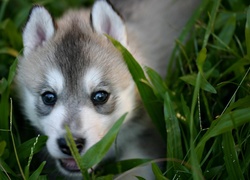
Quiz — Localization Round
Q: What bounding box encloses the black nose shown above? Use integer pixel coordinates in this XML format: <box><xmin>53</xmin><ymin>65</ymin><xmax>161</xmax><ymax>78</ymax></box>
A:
<box><xmin>57</xmin><ymin>137</ymin><xmax>85</xmax><ymax>156</ymax></box>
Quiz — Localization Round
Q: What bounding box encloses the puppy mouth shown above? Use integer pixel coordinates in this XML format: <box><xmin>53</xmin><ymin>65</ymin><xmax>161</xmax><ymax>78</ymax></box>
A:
<box><xmin>59</xmin><ymin>158</ymin><xmax>80</xmax><ymax>172</ymax></box>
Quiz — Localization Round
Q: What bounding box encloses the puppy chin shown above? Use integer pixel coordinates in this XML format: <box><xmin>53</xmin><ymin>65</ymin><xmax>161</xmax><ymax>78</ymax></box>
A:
<box><xmin>56</xmin><ymin>159</ymin><xmax>82</xmax><ymax>177</ymax></box>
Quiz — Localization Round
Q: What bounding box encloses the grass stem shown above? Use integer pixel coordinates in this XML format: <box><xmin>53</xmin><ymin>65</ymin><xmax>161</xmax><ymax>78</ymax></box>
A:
<box><xmin>9</xmin><ymin>98</ymin><xmax>26</xmax><ymax>180</ymax></box>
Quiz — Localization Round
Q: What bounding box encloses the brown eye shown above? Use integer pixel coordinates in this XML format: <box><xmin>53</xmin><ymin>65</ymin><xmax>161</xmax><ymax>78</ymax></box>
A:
<box><xmin>91</xmin><ymin>91</ymin><xmax>109</xmax><ymax>105</ymax></box>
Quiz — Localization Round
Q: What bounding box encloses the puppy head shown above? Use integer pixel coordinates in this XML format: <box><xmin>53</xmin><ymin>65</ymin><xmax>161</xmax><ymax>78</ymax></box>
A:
<box><xmin>17</xmin><ymin>0</ymin><xmax>135</xmax><ymax>175</ymax></box>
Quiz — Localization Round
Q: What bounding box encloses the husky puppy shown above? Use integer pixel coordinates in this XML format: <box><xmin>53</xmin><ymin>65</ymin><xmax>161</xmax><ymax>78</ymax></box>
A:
<box><xmin>16</xmin><ymin>0</ymin><xmax>199</xmax><ymax>179</ymax></box>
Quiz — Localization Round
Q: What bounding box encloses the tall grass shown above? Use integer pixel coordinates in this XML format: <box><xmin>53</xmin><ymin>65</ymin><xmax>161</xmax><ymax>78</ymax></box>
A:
<box><xmin>0</xmin><ymin>0</ymin><xmax>249</xmax><ymax>179</ymax></box>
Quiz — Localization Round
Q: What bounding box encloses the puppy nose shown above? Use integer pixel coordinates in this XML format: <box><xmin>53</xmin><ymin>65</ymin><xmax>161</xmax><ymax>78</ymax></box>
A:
<box><xmin>57</xmin><ymin>137</ymin><xmax>85</xmax><ymax>156</ymax></box>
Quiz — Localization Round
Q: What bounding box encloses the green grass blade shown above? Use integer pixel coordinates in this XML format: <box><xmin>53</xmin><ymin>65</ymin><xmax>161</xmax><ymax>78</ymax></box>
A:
<box><xmin>228</xmin><ymin>0</ymin><xmax>245</xmax><ymax>11</ymax></box>
<box><xmin>195</xmin><ymin>107</ymin><xmax>250</xmax><ymax>162</ymax></box>
<box><xmin>202</xmin><ymin>0</ymin><xmax>221</xmax><ymax>48</ymax></box>
<box><xmin>245</xmin><ymin>6</ymin><xmax>250</xmax><ymax>59</ymax></box>
<box><xmin>9</xmin><ymin>98</ymin><xmax>25</xmax><ymax>179</ymax></box>
<box><xmin>226</xmin><ymin>96</ymin><xmax>250</xmax><ymax>112</ymax></box>
<box><xmin>215</xmin><ymin>13</ymin><xmax>236</xmax><ymax>48</ymax></box>
<box><xmin>189</xmin><ymin>66</ymin><xmax>203</xmax><ymax>179</ymax></box>
<box><xmin>196</xmin><ymin>48</ymin><xmax>207</xmax><ymax>73</ymax></box>
<box><xmin>81</xmin><ymin>113</ymin><xmax>127</xmax><ymax>169</ymax></box>
<box><xmin>108</xmin><ymin>36</ymin><xmax>166</xmax><ymax>139</ymax></box>
<box><xmin>221</xmin><ymin>67</ymin><xmax>250</xmax><ymax>115</ymax></box>
<box><xmin>164</xmin><ymin>92</ymin><xmax>183</xmax><ymax>176</ymax></box>
<box><xmin>0</xmin><ymin>169</ymin><xmax>10</xmax><ymax>180</ymax></box>
<box><xmin>0</xmin><ymin>0</ymin><xmax>8</xmax><ymax>22</ymax></box>
<box><xmin>188</xmin><ymin>47</ymin><xmax>208</xmax><ymax>179</ymax></box>
<box><xmin>0</xmin><ymin>141</ymin><xmax>6</xmax><ymax>157</ymax></box>
<box><xmin>0</xmin><ymin>158</ymin><xmax>17</xmax><ymax>177</ymax></box>
<box><xmin>96</xmin><ymin>174</ymin><xmax>114</xmax><ymax>180</ymax></box>
<box><xmin>135</xmin><ymin>176</ymin><xmax>146</xmax><ymax>180</ymax></box>
<box><xmin>65</xmin><ymin>125</ymin><xmax>89</xmax><ymax>179</ymax></box>
<box><xmin>24</xmin><ymin>134</ymin><xmax>44</xmax><ymax>178</ymax></box>
<box><xmin>0</xmin><ymin>47</ymin><xmax>19</xmax><ymax>57</ymax></box>
<box><xmin>240</xmin><ymin>133</ymin><xmax>250</xmax><ymax>174</ymax></box>
<box><xmin>152</xmin><ymin>163</ymin><xmax>167</xmax><ymax>180</ymax></box>
<box><xmin>0</xmin><ymin>78</ymin><xmax>8</xmax><ymax>94</ymax></box>
<box><xmin>180</xmin><ymin>74</ymin><xmax>216</xmax><ymax>94</ymax></box>
<box><xmin>1</xmin><ymin>19</ymin><xmax>22</xmax><ymax>49</ymax></box>
<box><xmin>167</xmin><ymin>0</ymin><xmax>210</xmax><ymax>75</ymax></box>
<box><xmin>28</xmin><ymin>161</ymin><xmax>46</xmax><ymax>180</ymax></box>
<box><xmin>7</xmin><ymin>59</ymin><xmax>17</xmax><ymax>86</ymax></box>
<box><xmin>0</xmin><ymin>60</ymin><xmax>17</xmax><ymax>146</ymax></box>
<box><xmin>222</xmin><ymin>132</ymin><xmax>244</xmax><ymax>180</ymax></box>
<box><xmin>220</xmin><ymin>58</ymin><xmax>250</xmax><ymax>78</ymax></box>
<box><xmin>10</xmin><ymin>135</ymin><xmax>47</xmax><ymax>163</ymax></box>
<box><xmin>0</xmin><ymin>167</ymin><xmax>11</xmax><ymax>180</ymax></box>
<box><xmin>101</xmin><ymin>159</ymin><xmax>151</xmax><ymax>175</ymax></box>
<box><xmin>146</xmin><ymin>67</ymin><xmax>168</xmax><ymax>99</ymax></box>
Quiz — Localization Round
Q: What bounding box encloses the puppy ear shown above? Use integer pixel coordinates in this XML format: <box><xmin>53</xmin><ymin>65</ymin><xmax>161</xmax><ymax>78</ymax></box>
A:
<box><xmin>91</xmin><ymin>0</ymin><xmax>127</xmax><ymax>47</ymax></box>
<box><xmin>23</xmin><ymin>5</ymin><xmax>55</xmax><ymax>56</ymax></box>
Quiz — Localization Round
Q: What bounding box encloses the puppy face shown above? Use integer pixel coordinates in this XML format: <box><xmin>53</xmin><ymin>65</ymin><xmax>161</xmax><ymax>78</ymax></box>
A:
<box><xmin>17</xmin><ymin>1</ymin><xmax>136</xmax><ymax>175</ymax></box>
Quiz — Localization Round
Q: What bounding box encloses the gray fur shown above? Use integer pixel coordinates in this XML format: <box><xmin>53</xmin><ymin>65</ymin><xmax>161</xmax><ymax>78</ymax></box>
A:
<box><xmin>110</xmin><ymin>0</ymin><xmax>200</xmax><ymax>77</ymax></box>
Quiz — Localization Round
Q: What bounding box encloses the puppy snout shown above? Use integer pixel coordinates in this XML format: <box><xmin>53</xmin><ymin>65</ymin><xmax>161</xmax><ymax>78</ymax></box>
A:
<box><xmin>57</xmin><ymin>137</ymin><xmax>85</xmax><ymax>156</ymax></box>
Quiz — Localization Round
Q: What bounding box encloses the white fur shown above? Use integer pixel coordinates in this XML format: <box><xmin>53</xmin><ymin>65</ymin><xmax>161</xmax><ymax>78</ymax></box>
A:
<box><xmin>92</xmin><ymin>0</ymin><xmax>127</xmax><ymax>46</ymax></box>
<box><xmin>116</xmin><ymin>80</ymin><xmax>136</xmax><ymax>123</ymax></box>
<box><xmin>21</xmin><ymin>87</ymin><xmax>66</xmax><ymax>159</ymax></box>
<box><xmin>44</xmin><ymin>105</ymin><xmax>66</xmax><ymax>158</ymax></box>
<box><xmin>79</xmin><ymin>106</ymin><xmax>111</xmax><ymax>150</ymax></box>
<box><xmin>82</xmin><ymin>68</ymin><xmax>136</xmax><ymax>149</ymax></box>
<box><xmin>22</xmin><ymin>87</ymin><xmax>38</xmax><ymax>127</ymax></box>
<box><xmin>23</xmin><ymin>6</ymin><xmax>54</xmax><ymax>56</ymax></box>
<box><xmin>84</xmin><ymin>67</ymin><xmax>103</xmax><ymax>94</ymax></box>
<box><xmin>46</xmin><ymin>69</ymin><xmax>64</xmax><ymax>94</ymax></box>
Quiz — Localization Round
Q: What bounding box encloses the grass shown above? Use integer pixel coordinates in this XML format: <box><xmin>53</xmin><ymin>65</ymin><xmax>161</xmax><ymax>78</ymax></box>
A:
<box><xmin>0</xmin><ymin>0</ymin><xmax>250</xmax><ymax>179</ymax></box>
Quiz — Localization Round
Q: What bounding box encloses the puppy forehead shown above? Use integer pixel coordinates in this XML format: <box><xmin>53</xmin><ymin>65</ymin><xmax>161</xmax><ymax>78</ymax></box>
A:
<box><xmin>44</xmin><ymin>64</ymin><xmax>104</xmax><ymax>97</ymax></box>
<box><xmin>46</xmin><ymin>69</ymin><xmax>64</xmax><ymax>93</ymax></box>
<box><xmin>84</xmin><ymin>67</ymin><xmax>103</xmax><ymax>93</ymax></box>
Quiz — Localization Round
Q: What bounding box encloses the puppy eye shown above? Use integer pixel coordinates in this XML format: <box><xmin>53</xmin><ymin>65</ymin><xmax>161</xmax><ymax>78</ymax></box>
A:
<box><xmin>91</xmin><ymin>91</ymin><xmax>110</xmax><ymax>105</ymax></box>
<box><xmin>42</xmin><ymin>92</ymin><xmax>57</xmax><ymax>106</ymax></box>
